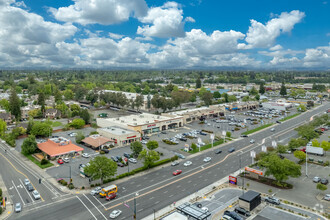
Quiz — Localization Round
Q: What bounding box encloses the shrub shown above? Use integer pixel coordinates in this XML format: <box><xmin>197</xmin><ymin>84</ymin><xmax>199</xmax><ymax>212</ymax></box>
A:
<box><xmin>81</xmin><ymin>186</ymin><xmax>85</xmax><ymax>190</ymax></box>
<box><xmin>90</xmin><ymin>184</ymin><xmax>95</xmax><ymax>187</ymax></box>
<box><xmin>60</xmin><ymin>179</ymin><xmax>68</xmax><ymax>186</ymax></box>
<box><xmin>324</xmin><ymin>161</ymin><xmax>329</xmax><ymax>166</ymax></box>
<box><xmin>0</xmin><ymin>188</ymin><xmax>2</xmax><ymax>197</ymax></box>
<box><xmin>68</xmin><ymin>184</ymin><xmax>74</xmax><ymax>190</ymax></box>
<box><xmin>0</xmin><ymin>206</ymin><xmax>2</xmax><ymax>215</ymax></box>
<box><xmin>40</xmin><ymin>158</ymin><xmax>48</xmax><ymax>165</ymax></box>
<box><xmin>234</xmin><ymin>127</ymin><xmax>240</xmax><ymax>131</ymax></box>
<box><xmin>99</xmin><ymin>150</ymin><xmax>105</xmax><ymax>155</ymax></box>
<box><xmin>90</xmin><ymin>131</ymin><xmax>99</xmax><ymax>135</ymax></box>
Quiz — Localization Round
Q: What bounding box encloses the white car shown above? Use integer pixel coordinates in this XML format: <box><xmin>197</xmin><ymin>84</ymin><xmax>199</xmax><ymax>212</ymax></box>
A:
<box><xmin>129</xmin><ymin>158</ymin><xmax>137</xmax><ymax>163</ymax></box>
<box><xmin>24</xmin><ymin>178</ymin><xmax>30</xmax><ymax>186</ymax></box>
<box><xmin>70</xmin><ymin>132</ymin><xmax>77</xmax><ymax>137</ymax></box>
<box><xmin>32</xmin><ymin>190</ymin><xmax>41</xmax><ymax>200</ymax></box>
<box><xmin>90</xmin><ymin>187</ymin><xmax>102</xmax><ymax>196</ymax></box>
<box><xmin>250</xmin><ymin>139</ymin><xmax>255</xmax><ymax>144</ymax></box>
<box><xmin>63</xmin><ymin>157</ymin><xmax>70</xmax><ymax>163</ymax></box>
<box><xmin>203</xmin><ymin>157</ymin><xmax>211</xmax><ymax>162</ymax></box>
<box><xmin>270</xmin><ymin>128</ymin><xmax>275</xmax><ymax>132</ymax></box>
<box><xmin>15</xmin><ymin>203</ymin><xmax>22</xmax><ymax>213</ymax></box>
<box><xmin>141</xmin><ymin>140</ymin><xmax>148</xmax><ymax>144</ymax></box>
<box><xmin>82</xmin><ymin>153</ymin><xmax>90</xmax><ymax>158</ymax></box>
<box><xmin>184</xmin><ymin>161</ymin><xmax>192</xmax><ymax>167</ymax></box>
<box><xmin>109</xmin><ymin>210</ymin><xmax>122</xmax><ymax>218</ymax></box>
<box><xmin>201</xmin><ymin>207</ymin><xmax>209</xmax><ymax>212</ymax></box>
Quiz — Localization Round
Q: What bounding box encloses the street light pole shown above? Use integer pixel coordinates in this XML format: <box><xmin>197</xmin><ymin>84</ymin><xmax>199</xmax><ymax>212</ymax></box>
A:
<box><xmin>239</xmin><ymin>152</ymin><xmax>244</xmax><ymax>196</ymax></box>
<box><xmin>305</xmin><ymin>150</ymin><xmax>308</xmax><ymax>177</ymax></box>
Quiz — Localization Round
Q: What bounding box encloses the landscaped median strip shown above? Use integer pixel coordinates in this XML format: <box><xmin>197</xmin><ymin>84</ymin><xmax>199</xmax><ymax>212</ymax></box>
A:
<box><xmin>242</xmin><ymin>123</ymin><xmax>274</xmax><ymax>135</ymax></box>
<box><xmin>279</xmin><ymin>113</ymin><xmax>301</xmax><ymax>122</ymax></box>
<box><xmin>184</xmin><ymin>139</ymin><xmax>225</xmax><ymax>154</ymax></box>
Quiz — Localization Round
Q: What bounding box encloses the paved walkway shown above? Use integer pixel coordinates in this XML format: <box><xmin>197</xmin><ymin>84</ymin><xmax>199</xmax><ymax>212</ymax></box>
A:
<box><xmin>0</xmin><ymin>168</ymin><xmax>13</xmax><ymax>219</ymax></box>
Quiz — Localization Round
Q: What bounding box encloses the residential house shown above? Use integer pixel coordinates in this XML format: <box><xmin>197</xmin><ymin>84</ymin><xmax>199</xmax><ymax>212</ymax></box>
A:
<box><xmin>0</xmin><ymin>112</ymin><xmax>15</xmax><ymax>124</ymax></box>
<box><xmin>45</xmin><ymin>109</ymin><xmax>61</xmax><ymax>119</ymax></box>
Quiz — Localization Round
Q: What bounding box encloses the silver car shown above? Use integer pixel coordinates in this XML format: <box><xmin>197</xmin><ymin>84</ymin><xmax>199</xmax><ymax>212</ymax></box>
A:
<box><xmin>90</xmin><ymin>187</ymin><xmax>102</xmax><ymax>196</ymax></box>
<box><xmin>24</xmin><ymin>179</ymin><xmax>30</xmax><ymax>186</ymax></box>
<box><xmin>32</xmin><ymin>190</ymin><xmax>41</xmax><ymax>200</ymax></box>
<box><xmin>15</xmin><ymin>203</ymin><xmax>22</xmax><ymax>212</ymax></box>
<box><xmin>324</xmin><ymin>194</ymin><xmax>330</xmax><ymax>201</ymax></box>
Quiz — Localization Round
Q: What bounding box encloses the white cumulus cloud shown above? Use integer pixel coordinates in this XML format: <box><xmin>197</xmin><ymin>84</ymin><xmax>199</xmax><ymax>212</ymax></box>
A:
<box><xmin>50</xmin><ymin>0</ymin><xmax>148</xmax><ymax>25</ymax></box>
<box><xmin>245</xmin><ymin>10</ymin><xmax>305</xmax><ymax>48</ymax></box>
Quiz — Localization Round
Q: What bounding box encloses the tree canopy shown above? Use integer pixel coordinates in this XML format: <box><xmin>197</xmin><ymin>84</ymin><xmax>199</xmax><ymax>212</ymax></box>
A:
<box><xmin>84</xmin><ymin>156</ymin><xmax>117</xmax><ymax>183</ymax></box>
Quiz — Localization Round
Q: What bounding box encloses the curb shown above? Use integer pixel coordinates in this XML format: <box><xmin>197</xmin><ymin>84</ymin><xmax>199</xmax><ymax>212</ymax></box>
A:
<box><xmin>0</xmin><ymin>169</ymin><xmax>13</xmax><ymax>220</ymax></box>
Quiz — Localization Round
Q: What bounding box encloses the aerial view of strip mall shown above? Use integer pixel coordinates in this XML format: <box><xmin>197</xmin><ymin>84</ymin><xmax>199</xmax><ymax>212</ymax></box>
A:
<box><xmin>0</xmin><ymin>0</ymin><xmax>329</xmax><ymax>219</ymax></box>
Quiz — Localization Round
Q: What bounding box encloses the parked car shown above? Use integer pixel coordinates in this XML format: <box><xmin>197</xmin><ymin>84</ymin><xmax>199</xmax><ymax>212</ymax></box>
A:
<box><xmin>200</xmin><ymin>132</ymin><xmax>207</xmax><ymax>136</ymax></box>
<box><xmin>123</xmin><ymin>153</ymin><xmax>131</xmax><ymax>158</ymax></box>
<box><xmin>265</xmin><ymin>196</ymin><xmax>280</xmax><ymax>205</ymax></box>
<box><xmin>111</xmin><ymin>156</ymin><xmax>119</xmax><ymax>162</ymax></box>
<box><xmin>57</xmin><ymin>158</ymin><xmax>64</xmax><ymax>164</ymax></box>
<box><xmin>141</xmin><ymin>140</ymin><xmax>148</xmax><ymax>144</ymax></box>
<box><xmin>179</xmin><ymin>137</ymin><xmax>187</xmax><ymax>142</ymax></box>
<box><xmin>321</xmin><ymin>178</ymin><xmax>329</xmax><ymax>185</ymax></box>
<box><xmin>234</xmin><ymin>207</ymin><xmax>250</xmax><ymax>217</ymax></box>
<box><xmin>193</xmin><ymin>202</ymin><xmax>202</xmax><ymax>208</ymax></box>
<box><xmin>15</xmin><ymin>203</ymin><xmax>22</xmax><ymax>213</ymax></box>
<box><xmin>63</xmin><ymin>157</ymin><xmax>70</xmax><ymax>163</ymax></box>
<box><xmin>224</xmin><ymin>210</ymin><xmax>243</xmax><ymax>220</ymax></box>
<box><xmin>201</xmin><ymin>207</ymin><xmax>209</xmax><ymax>212</ymax></box>
<box><xmin>82</xmin><ymin>153</ymin><xmax>90</xmax><ymax>158</ymax></box>
<box><xmin>313</xmin><ymin>176</ymin><xmax>321</xmax><ymax>183</ymax></box>
<box><xmin>24</xmin><ymin>179</ymin><xmax>30</xmax><ymax>186</ymax></box>
<box><xmin>171</xmin><ymin>161</ymin><xmax>179</xmax><ymax>166</ymax></box>
<box><xmin>26</xmin><ymin>183</ymin><xmax>34</xmax><ymax>191</ymax></box>
<box><xmin>173</xmin><ymin>170</ymin><xmax>182</xmax><ymax>176</ymax></box>
<box><xmin>177</xmin><ymin>154</ymin><xmax>185</xmax><ymax>159</ymax></box>
<box><xmin>215</xmin><ymin>149</ymin><xmax>222</xmax><ymax>154</ymax></box>
<box><xmin>32</xmin><ymin>190</ymin><xmax>41</xmax><ymax>200</ymax></box>
<box><xmin>117</xmin><ymin>162</ymin><xmax>124</xmax><ymax>167</ymax></box>
<box><xmin>106</xmin><ymin>193</ymin><xmax>117</xmax><ymax>201</ymax></box>
<box><xmin>184</xmin><ymin>161</ymin><xmax>192</xmax><ymax>166</ymax></box>
<box><xmin>222</xmin><ymin>215</ymin><xmax>235</xmax><ymax>220</ymax></box>
<box><xmin>128</xmin><ymin>158</ymin><xmax>137</xmax><ymax>163</ymax></box>
<box><xmin>91</xmin><ymin>187</ymin><xmax>102</xmax><ymax>196</ymax></box>
<box><xmin>101</xmin><ymin>149</ymin><xmax>109</xmax><ymax>154</ymax></box>
<box><xmin>250</xmin><ymin>139</ymin><xmax>255</xmax><ymax>144</ymax></box>
<box><xmin>323</xmin><ymin>194</ymin><xmax>330</xmax><ymax>201</ymax></box>
<box><xmin>240</xmin><ymin>135</ymin><xmax>248</xmax><ymax>138</ymax></box>
<box><xmin>228</xmin><ymin>147</ymin><xmax>235</xmax><ymax>153</ymax></box>
<box><xmin>203</xmin><ymin>157</ymin><xmax>211</xmax><ymax>162</ymax></box>
<box><xmin>109</xmin><ymin>210</ymin><xmax>122</xmax><ymax>219</ymax></box>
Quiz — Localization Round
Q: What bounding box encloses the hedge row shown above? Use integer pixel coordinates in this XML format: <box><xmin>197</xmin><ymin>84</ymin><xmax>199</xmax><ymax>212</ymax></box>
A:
<box><xmin>103</xmin><ymin>155</ymin><xmax>178</xmax><ymax>184</ymax></box>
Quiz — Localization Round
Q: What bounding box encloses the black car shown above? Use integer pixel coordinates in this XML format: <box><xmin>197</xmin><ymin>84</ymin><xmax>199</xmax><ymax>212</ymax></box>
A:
<box><xmin>215</xmin><ymin>149</ymin><xmax>222</xmax><ymax>154</ymax></box>
<box><xmin>161</xmin><ymin>131</ymin><xmax>167</xmax><ymax>134</ymax></box>
<box><xmin>102</xmin><ymin>149</ymin><xmax>109</xmax><ymax>154</ymax></box>
<box><xmin>179</xmin><ymin>138</ymin><xmax>187</xmax><ymax>142</ymax></box>
<box><xmin>228</xmin><ymin>147</ymin><xmax>235</xmax><ymax>153</ymax></box>
<box><xmin>200</xmin><ymin>132</ymin><xmax>207</xmax><ymax>136</ymax></box>
<box><xmin>321</xmin><ymin>178</ymin><xmax>329</xmax><ymax>185</ymax></box>
<box><xmin>26</xmin><ymin>183</ymin><xmax>34</xmax><ymax>192</ymax></box>
<box><xmin>224</xmin><ymin>210</ymin><xmax>243</xmax><ymax>220</ymax></box>
<box><xmin>111</xmin><ymin>156</ymin><xmax>119</xmax><ymax>162</ymax></box>
<box><xmin>240</xmin><ymin>134</ymin><xmax>248</xmax><ymax>138</ymax></box>
<box><xmin>276</xmin><ymin>120</ymin><xmax>281</xmax><ymax>124</ymax></box>
<box><xmin>234</xmin><ymin>207</ymin><xmax>251</xmax><ymax>217</ymax></box>
<box><xmin>193</xmin><ymin>202</ymin><xmax>202</xmax><ymax>208</ymax></box>
<box><xmin>123</xmin><ymin>153</ymin><xmax>131</xmax><ymax>158</ymax></box>
<box><xmin>142</xmin><ymin>136</ymin><xmax>150</xmax><ymax>140</ymax></box>
<box><xmin>116</xmin><ymin>156</ymin><xmax>121</xmax><ymax>160</ymax></box>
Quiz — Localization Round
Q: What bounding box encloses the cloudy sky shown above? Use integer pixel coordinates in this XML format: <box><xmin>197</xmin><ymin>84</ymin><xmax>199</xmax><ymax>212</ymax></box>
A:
<box><xmin>0</xmin><ymin>0</ymin><xmax>329</xmax><ymax>69</ymax></box>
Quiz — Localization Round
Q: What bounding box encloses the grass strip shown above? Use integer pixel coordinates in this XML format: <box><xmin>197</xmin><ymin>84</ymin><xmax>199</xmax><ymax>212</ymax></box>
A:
<box><xmin>279</xmin><ymin>113</ymin><xmax>301</xmax><ymax>122</ymax></box>
<box><xmin>242</xmin><ymin>123</ymin><xmax>274</xmax><ymax>135</ymax></box>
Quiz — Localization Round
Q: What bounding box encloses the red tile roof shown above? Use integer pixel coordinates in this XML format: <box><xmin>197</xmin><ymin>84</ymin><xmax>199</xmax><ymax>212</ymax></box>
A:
<box><xmin>38</xmin><ymin>139</ymin><xmax>84</xmax><ymax>157</ymax></box>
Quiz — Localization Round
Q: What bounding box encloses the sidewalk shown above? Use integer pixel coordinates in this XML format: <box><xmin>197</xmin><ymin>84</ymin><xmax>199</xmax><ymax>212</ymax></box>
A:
<box><xmin>0</xmin><ymin>170</ymin><xmax>13</xmax><ymax>219</ymax></box>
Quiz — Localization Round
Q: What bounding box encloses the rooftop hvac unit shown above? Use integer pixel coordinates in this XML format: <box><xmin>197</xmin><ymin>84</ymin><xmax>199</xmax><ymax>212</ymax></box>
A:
<box><xmin>122</xmin><ymin>131</ymin><xmax>126</xmax><ymax>133</ymax></box>
<box><xmin>146</xmin><ymin>121</ymin><xmax>149</xmax><ymax>123</ymax></box>
<box><xmin>117</xmin><ymin>118</ymin><xmax>120</xmax><ymax>120</ymax></box>
<box><xmin>134</xmin><ymin>123</ymin><xmax>137</xmax><ymax>125</ymax></box>
<box><xmin>121</xmin><ymin>120</ymin><xmax>124</xmax><ymax>123</ymax></box>
<box><xmin>133</xmin><ymin>118</ymin><xmax>137</xmax><ymax>121</ymax></box>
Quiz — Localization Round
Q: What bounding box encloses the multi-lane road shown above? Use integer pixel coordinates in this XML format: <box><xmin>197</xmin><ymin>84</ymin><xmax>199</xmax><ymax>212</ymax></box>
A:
<box><xmin>1</xmin><ymin>102</ymin><xmax>329</xmax><ymax>220</ymax></box>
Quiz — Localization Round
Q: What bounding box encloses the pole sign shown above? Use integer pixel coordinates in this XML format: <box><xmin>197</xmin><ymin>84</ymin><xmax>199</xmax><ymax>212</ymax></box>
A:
<box><xmin>250</xmin><ymin>150</ymin><xmax>256</xmax><ymax>158</ymax></box>
<box><xmin>122</xmin><ymin>156</ymin><xmax>128</xmax><ymax>165</ymax></box>
<box><xmin>272</xmin><ymin>140</ymin><xmax>277</xmax><ymax>148</ymax></box>
<box><xmin>229</xmin><ymin>176</ymin><xmax>237</xmax><ymax>185</ymax></box>
<box><xmin>198</xmin><ymin>138</ymin><xmax>202</xmax><ymax>144</ymax></box>
<box><xmin>210</xmin><ymin>134</ymin><xmax>214</xmax><ymax>140</ymax></box>
<box><xmin>261</xmin><ymin>145</ymin><xmax>267</xmax><ymax>152</ymax></box>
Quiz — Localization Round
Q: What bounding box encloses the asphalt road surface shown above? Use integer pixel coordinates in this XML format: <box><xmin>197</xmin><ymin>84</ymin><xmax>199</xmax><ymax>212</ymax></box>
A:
<box><xmin>4</xmin><ymin>102</ymin><xmax>329</xmax><ymax>220</ymax></box>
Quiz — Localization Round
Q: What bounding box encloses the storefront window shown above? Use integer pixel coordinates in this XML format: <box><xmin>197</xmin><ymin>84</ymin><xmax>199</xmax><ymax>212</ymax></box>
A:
<box><xmin>152</xmin><ymin>127</ymin><xmax>159</xmax><ymax>133</ymax></box>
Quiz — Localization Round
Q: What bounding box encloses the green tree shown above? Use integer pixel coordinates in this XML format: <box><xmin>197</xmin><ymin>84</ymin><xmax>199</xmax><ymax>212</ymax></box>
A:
<box><xmin>297</xmin><ymin>104</ymin><xmax>306</xmax><ymax>112</ymax></box>
<box><xmin>250</xmin><ymin>87</ymin><xmax>258</xmax><ymax>96</ymax></box>
<box><xmin>228</xmin><ymin>95</ymin><xmax>237</xmax><ymax>102</ymax></box>
<box><xmin>201</xmin><ymin>91</ymin><xmax>213</xmax><ymax>106</ymax></box>
<box><xmin>259</xmin><ymin>82</ymin><xmax>265</xmax><ymax>94</ymax></box>
<box><xmin>191</xmin><ymin>143</ymin><xmax>197</xmax><ymax>152</ymax></box>
<box><xmin>196</xmin><ymin>77</ymin><xmax>202</xmax><ymax>88</ymax></box>
<box><xmin>146</xmin><ymin>140</ymin><xmax>159</xmax><ymax>150</ymax></box>
<box><xmin>223</xmin><ymin>93</ymin><xmax>229</xmax><ymax>103</ymax></box>
<box><xmin>0</xmin><ymin>119</ymin><xmax>7</xmax><ymax>136</ymax></box>
<box><xmin>198</xmin><ymin>87</ymin><xmax>207</xmax><ymax>97</ymax></box>
<box><xmin>86</xmin><ymin>91</ymin><xmax>99</xmax><ymax>105</ymax></box>
<box><xmin>21</xmin><ymin>135</ymin><xmax>38</xmax><ymax>155</ymax></box>
<box><xmin>242</xmin><ymin>96</ymin><xmax>250</xmax><ymax>102</ymax></box>
<box><xmin>63</xmin><ymin>89</ymin><xmax>74</xmax><ymax>100</ymax></box>
<box><xmin>213</xmin><ymin>91</ymin><xmax>221</xmax><ymax>99</ymax></box>
<box><xmin>226</xmin><ymin>131</ymin><xmax>231</xmax><ymax>138</ymax></box>
<box><xmin>255</xmin><ymin>94</ymin><xmax>260</xmax><ymax>101</ymax></box>
<box><xmin>258</xmin><ymin>154</ymin><xmax>301</xmax><ymax>184</ymax></box>
<box><xmin>296</xmin><ymin>125</ymin><xmax>319</xmax><ymax>141</ymax></box>
<box><xmin>70</xmin><ymin>118</ymin><xmax>85</xmax><ymax>129</ymax></box>
<box><xmin>280</xmin><ymin>82</ymin><xmax>287</xmax><ymax>96</ymax></box>
<box><xmin>84</xmin><ymin>156</ymin><xmax>117</xmax><ymax>183</ymax></box>
<box><xmin>138</xmin><ymin>149</ymin><xmax>160</xmax><ymax>168</ymax></box>
<box><xmin>316</xmin><ymin>183</ymin><xmax>327</xmax><ymax>192</ymax></box>
<box><xmin>277</xmin><ymin>144</ymin><xmax>288</xmax><ymax>154</ymax></box>
<box><xmin>130</xmin><ymin>141</ymin><xmax>143</xmax><ymax>157</ymax></box>
<box><xmin>311</xmin><ymin>139</ymin><xmax>320</xmax><ymax>147</ymax></box>
<box><xmin>135</xmin><ymin>95</ymin><xmax>144</xmax><ymax>111</ymax></box>
<box><xmin>293</xmin><ymin>150</ymin><xmax>306</xmax><ymax>161</ymax></box>
<box><xmin>320</xmin><ymin>140</ymin><xmax>330</xmax><ymax>151</ymax></box>
<box><xmin>9</xmin><ymin>87</ymin><xmax>21</xmax><ymax>120</ymax></box>
<box><xmin>0</xmin><ymin>99</ymin><xmax>10</xmax><ymax>112</ymax></box>
<box><xmin>288</xmin><ymin>138</ymin><xmax>308</xmax><ymax>151</ymax></box>
<box><xmin>31</xmin><ymin>122</ymin><xmax>52</xmax><ymax>137</ymax></box>
<box><xmin>147</xmin><ymin>94</ymin><xmax>151</xmax><ymax>110</ymax></box>
<box><xmin>75</xmin><ymin>132</ymin><xmax>85</xmax><ymax>144</ymax></box>
<box><xmin>38</xmin><ymin>92</ymin><xmax>46</xmax><ymax>113</ymax></box>
<box><xmin>79</xmin><ymin>109</ymin><xmax>90</xmax><ymax>124</ymax></box>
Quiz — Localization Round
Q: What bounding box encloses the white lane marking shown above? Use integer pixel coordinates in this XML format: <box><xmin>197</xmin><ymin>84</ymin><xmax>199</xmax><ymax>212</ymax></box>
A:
<box><xmin>169</xmin><ymin>195</ymin><xmax>173</xmax><ymax>197</ymax></box>
<box><xmin>83</xmin><ymin>194</ymin><xmax>107</xmax><ymax>220</ymax></box>
<box><xmin>19</xmin><ymin>179</ymin><xmax>34</xmax><ymax>203</ymax></box>
<box><xmin>163</xmin><ymin>191</ymin><xmax>168</xmax><ymax>194</ymax></box>
<box><xmin>91</xmin><ymin>194</ymin><xmax>106</xmax><ymax>209</ymax></box>
<box><xmin>12</xmin><ymin>180</ymin><xmax>25</xmax><ymax>205</ymax></box>
<box><xmin>76</xmin><ymin>196</ymin><xmax>97</xmax><ymax>220</ymax></box>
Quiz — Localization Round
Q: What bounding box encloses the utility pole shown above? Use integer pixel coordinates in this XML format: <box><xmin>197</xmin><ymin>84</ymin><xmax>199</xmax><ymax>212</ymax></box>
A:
<box><xmin>305</xmin><ymin>150</ymin><xmax>308</xmax><ymax>177</ymax></box>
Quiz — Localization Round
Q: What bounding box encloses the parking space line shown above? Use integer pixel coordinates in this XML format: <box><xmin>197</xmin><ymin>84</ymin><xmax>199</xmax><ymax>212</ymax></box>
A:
<box><xmin>76</xmin><ymin>196</ymin><xmax>97</xmax><ymax>220</ymax></box>
<box><xmin>12</xmin><ymin>180</ymin><xmax>25</xmax><ymax>205</ymax></box>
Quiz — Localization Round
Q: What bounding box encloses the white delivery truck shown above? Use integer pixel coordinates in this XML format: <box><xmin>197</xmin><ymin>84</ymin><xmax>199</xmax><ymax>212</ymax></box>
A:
<box><xmin>306</xmin><ymin>146</ymin><xmax>324</xmax><ymax>156</ymax></box>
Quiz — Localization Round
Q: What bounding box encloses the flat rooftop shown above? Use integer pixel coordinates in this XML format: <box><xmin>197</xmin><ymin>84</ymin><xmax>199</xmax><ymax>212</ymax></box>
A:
<box><xmin>99</xmin><ymin>126</ymin><xmax>139</xmax><ymax>135</ymax></box>
<box><xmin>102</xmin><ymin>113</ymin><xmax>181</xmax><ymax>126</ymax></box>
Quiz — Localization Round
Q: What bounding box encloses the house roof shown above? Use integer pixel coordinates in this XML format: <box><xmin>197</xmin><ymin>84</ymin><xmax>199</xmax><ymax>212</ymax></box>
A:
<box><xmin>81</xmin><ymin>135</ymin><xmax>113</xmax><ymax>148</ymax></box>
<box><xmin>239</xmin><ymin>190</ymin><xmax>260</xmax><ymax>202</ymax></box>
<box><xmin>37</xmin><ymin>138</ymin><xmax>84</xmax><ymax>157</ymax></box>
<box><xmin>0</xmin><ymin>112</ymin><xmax>14</xmax><ymax>120</ymax></box>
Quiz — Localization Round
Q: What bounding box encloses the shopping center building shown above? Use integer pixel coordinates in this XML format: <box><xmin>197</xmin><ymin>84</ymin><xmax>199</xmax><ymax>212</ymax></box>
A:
<box><xmin>97</xmin><ymin>126</ymin><xmax>141</xmax><ymax>147</ymax></box>
<box><xmin>97</xmin><ymin>113</ymin><xmax>184</xmax><ymax>135</ymax></box>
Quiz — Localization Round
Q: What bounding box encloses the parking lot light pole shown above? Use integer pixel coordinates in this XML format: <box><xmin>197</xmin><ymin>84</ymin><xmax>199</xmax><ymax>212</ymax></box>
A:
<box><xmin>305</xmin><ymin>151</ymin><xmax>308</xmax><ymax>177</ymax></box>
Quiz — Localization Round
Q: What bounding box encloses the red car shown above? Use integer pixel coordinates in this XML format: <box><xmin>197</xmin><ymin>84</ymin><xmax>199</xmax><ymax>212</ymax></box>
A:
<box><xmin>173</xmin><ymin>170</ymin><xmax>182</xmax><ymax>176</ymax></box>
<box><xmin>57</xmin><ymin>159</ymin><xmax>64</xmax><ymax>164</ymax></box>
<box><xmin>106</xmin><ymin>193</ymin><xmax>117</xmax><ymax>201</ymax></box>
